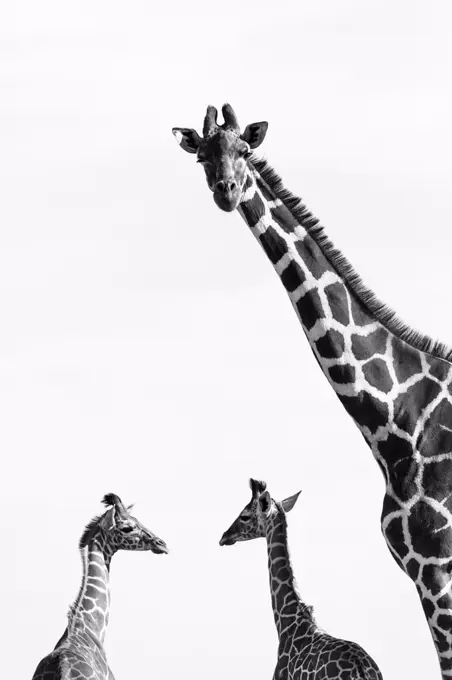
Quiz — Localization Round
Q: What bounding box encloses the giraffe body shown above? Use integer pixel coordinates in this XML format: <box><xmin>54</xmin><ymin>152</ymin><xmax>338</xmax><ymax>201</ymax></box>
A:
<box><xmin>31</xmin><ymin>494</ymin><xmax>167</xmax><ymax>680</ymax></box>
<box><xmin>173</xmin><ymin>104</ymin><xmax>452</xmax><ymax>677</ymax></box>
<box><xmin>32</xmin><ymin>632</ymin><xmax>114</xmax><ymax>680</ymax></box>
<box><xmin>220</xmin><ymin>479</ymin><xmax>382</xmax><ymax>680</ymax></box>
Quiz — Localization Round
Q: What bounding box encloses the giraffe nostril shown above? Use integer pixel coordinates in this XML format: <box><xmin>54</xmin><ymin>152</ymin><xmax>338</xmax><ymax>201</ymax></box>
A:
<box><xmin>216</xmin><ymin>179</ymin><xmax>237</xmax><ymax>195</ymax></box>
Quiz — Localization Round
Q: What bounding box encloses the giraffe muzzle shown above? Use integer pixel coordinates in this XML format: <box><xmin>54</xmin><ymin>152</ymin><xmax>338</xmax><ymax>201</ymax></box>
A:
<box><xmin>219</xmin><ymin>533</ymin><xmax>235</xmax><ymax>546</ymax></box>
<box><xmin>214</xmin><ymin>181</ymin><xmax>240</xmax><ymax>212</ymax></box>
<box><xmin>150</xmin><ymin>537</ymin><xmax>169</xmax><ymax>554</ymax></box>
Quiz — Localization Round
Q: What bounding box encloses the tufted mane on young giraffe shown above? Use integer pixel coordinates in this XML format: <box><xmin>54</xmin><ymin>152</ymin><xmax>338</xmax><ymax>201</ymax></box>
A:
<box><xmin>31</xmin><ymin>494</ymin><xmax>168</xmax><ymax>680</ymax></box>
<box><xmin>173</xmin><ymin>104</ymin><xmax>452</xmax><ymax>678</ymax></box>
<box><xmin>220</xmin><ymin>478</ymin><xmax>383</xmax><ymax>679</ymax></box>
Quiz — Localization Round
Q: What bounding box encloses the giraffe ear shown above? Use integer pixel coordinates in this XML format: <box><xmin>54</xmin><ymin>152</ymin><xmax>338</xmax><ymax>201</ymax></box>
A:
<box><xmin>281</xmin><ymin>491</ymin><xmax>301</xmax><ymax>513</ymax></box>
<box><xmin>172</xmin><ymin>127</ymin><xmax>202</xmax><ymax>154</ymax></box>
<box><xmin>259</xmin><ymin>490</ymin><xmax>272</xmax><ymax>515</ymax></box>
<box><xmin>241</xmin><ymin>122</ymin><xmax>268</xmax><ymax>149</ymax></box>
<box><xmin>99</xmin><ymin>506</ymin><xmax>116</xmax><ymax>531</ymax></box>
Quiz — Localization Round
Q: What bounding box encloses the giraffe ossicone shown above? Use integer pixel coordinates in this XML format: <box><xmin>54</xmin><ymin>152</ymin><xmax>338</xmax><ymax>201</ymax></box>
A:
<box><xmin>173</xmin><ymin>104</ymin><xmax>452</xmax><ymax>679</ymax></box>
<box><xmin>220</xmin><ymin>478</ymin><xmax>383</xmax><ymax>679</ymax></box>
<box><xmin>31</xmin><ymin>493</ymin><xmax>168</xmax><ymax>680</ymax></box>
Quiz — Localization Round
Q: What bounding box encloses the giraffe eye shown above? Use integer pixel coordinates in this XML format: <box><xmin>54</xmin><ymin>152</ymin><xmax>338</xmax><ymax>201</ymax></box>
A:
<box><xmin>237</xmin><ymin>144</ymin><xmax>251</xmax><ymax>158</ymax></box>
<box><xmin>197</xmin><ymin>158</ymin><xmax>214</xmax><ymax>168</ymax></box>
<box><xmin>241</xmin><ymin>516</ymin><xmax>251</xmax><ymax>523</ymax></box>
<box><xmin>121</xmin><ymin>526</ymin><xmax>134</xmax><ymax>533</ymax></box>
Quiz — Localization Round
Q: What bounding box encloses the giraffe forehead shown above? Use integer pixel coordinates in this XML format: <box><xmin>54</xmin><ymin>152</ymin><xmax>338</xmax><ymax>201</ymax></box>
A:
<box><xmin>201</xmin><ymin>130</ymin><xmax>243</xmax><ymax>157</ymax></box>
<box><xmin>242</xmin><ymin>499</ymin><xmax>257</xmax><ymax>514</ymax></box>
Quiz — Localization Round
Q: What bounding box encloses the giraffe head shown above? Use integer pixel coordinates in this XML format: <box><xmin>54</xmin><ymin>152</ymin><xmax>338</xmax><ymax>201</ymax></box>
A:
<box><xmin>219</xmin><ymin>479</ymin><xmax>301</xmax><ymax>546</ymax></box>
<box><xmin>79</xmin><ymin>493</ymin><xmax>168</xmax><ymax>555</ymax></box>
<box><xmin>172</xmin><ymin>104</ymin><xmax>268</xmax><ymax>212</ymax></box>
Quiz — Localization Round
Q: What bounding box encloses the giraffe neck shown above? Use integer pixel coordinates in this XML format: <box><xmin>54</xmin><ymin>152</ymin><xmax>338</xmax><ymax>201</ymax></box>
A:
<box><xmin>237</xmin><ymin>160</ymin><xmax>452</xmax><ymax>461</ymax></box>
<box><xmin>265</xmin><ymin>502</ymin><xmax>315</xmax><ymax>639</ymax></box>
<box><xmin>67</xmin><ymin>534</ymin><xmax>114</xmax><ymax>646</ymax></box>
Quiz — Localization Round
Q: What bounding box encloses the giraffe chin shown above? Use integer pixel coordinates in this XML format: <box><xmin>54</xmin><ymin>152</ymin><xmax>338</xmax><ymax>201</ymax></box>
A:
<box><xmin>219</xmin><ymin>534</ymin><xmax>236</xmax><ymax>546</ymax></box>
<box><xmin>213</xmin><ymin>192</ymin><xmax>240</xmax><ymax>213</ymax></box>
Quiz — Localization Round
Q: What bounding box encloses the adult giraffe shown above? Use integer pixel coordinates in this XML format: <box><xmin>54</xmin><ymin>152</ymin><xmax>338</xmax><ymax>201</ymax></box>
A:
<box><xmin>173</xmin><ymin>104</ymin><xmax>452</xmax><ymax>678</ymax></box>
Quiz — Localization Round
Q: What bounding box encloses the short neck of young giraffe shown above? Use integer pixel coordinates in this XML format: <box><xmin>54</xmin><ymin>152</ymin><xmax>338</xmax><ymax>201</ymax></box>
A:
<box><xmin>265</xmin><ymin>503</ymin><xmax>315</xmax><ymax>639</ymax></box>
<box><xmin>67</xmin><ymin>533</ymin><xmax>113</xmax><ymax>646</ymax></box>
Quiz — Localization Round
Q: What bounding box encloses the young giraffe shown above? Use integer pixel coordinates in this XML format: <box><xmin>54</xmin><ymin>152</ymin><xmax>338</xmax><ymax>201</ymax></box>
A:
<box><xmin>173</xmin><ymin>104</ymin><xmax>452</xmax><ymax>677</ymax></box>
<box><xmin>220</xmin><ymin>478</ymin><xmax>383</xmax><ymax>680</ymax></box>
<box><xmin>31</xmin><ymin>494</ymin><xmax>168</xmax><ymax>680</ymax></box>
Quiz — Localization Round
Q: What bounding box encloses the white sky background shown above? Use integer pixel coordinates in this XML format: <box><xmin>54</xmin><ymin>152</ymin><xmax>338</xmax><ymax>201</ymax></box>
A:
<box><xmin>2</xmin><ymin>1</ymin><xmax>452</xmax><ymax>678</ymax></box>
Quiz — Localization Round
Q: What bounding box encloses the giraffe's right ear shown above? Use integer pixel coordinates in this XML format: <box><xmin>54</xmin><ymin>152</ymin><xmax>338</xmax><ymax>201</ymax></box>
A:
<box><xmin>172</xmin><ymin>127</ymin><xmax>202</xmax><ymax>154</ymax></box>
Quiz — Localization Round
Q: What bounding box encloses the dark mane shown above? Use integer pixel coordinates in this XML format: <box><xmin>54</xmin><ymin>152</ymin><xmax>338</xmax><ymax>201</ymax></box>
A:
<box><xmin>78</xmin><ymin>494</ymin><xmax>121</xmax><ymax>549</ymax></box>
<box><xmin>79</xmin><ymin>515</ymin><xmax>102</xmax><ymax>549</ymax></box>
<box><xmin>250</xmin><ymin>155</ymin><xmax>452</xmax><ymax>363</ymax></box>
<box><xmin>273</xmin><ymin>500</ymin><xmax>316</xmax><ymax>624</ymax></box>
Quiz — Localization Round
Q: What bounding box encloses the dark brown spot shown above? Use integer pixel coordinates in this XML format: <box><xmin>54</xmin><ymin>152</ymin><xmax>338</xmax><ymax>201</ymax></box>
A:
<box><xmin>324</xmin><ymin>282</ymin><xmax>349</xmax><ymax>326</ymax></box>
<box><xmin>362</xmin><ymin>358</ymin><xmax>393</xmax><ymax>393</ymax></box>
<box><xmin>240</xmin><ymin>192</ymin><xmax>265</xmax><ymax>228</ymax></box>
<box><xmin>328</xmin><ymin>364</ymin><xmax>355</xmax><ymax>384</ymax></box>
<box><xmin>393</xmin><ymin>377</ymin><xmax>441</xmax><ymax>436</ymax></box>
<box><xmin>294</xmin><ymin>237</ymin><xmax>329</xmax><ymax>280</ymax></box>
<box><xmin>258</xmin><ymin>226</ymin><xmax>289</xmax><ymax>265</ymax></box>
<box><xmin>337</xmin><ymin>391</ymin><xmax>388</xmax><ymax>434</ymax></box>
<box><xmin>315</xmin><ymin>330</ymin><xmax>345</xmax><ymax>359</ymax></box>
<box><xmin>392</xmin><ymin>337</ymin><xmax>422</xmax><ymax>383</ymax></box>
<box><xmin>295</xmin><ymin>289</ymin><xmax>324</xmax><ymax>331</ymax></box>
<box><xmin>351</xmin><ymin>327</ymin><xmax>388</xmax><ymax>360</ymax></box>
<box><xmin>281</xmin><ymin>260</ymin><xmax>306</xmax><ymax>292</ymax></box>
<box><xmin>350</xmin><ymin>294</ymin><xmax>372</xmax><ymax>326</ymax></box>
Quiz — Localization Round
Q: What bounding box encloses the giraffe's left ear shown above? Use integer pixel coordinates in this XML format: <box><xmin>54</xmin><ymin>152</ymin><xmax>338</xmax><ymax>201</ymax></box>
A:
<box><xmin>259</xmin><ymin>490</ymin><xmax>272</xmax><ymax>515</ymax></box>
<box><xmin>172</xmin><ymin>127</ymin><xmax>202</xmax><ymax>154</ymax></box>
<box><xmin>241</xmin><ymin>121</ymin><xmax>268</xmax><ymax>149</ymax></box>
<box><xmin>281</xmin><ymin>491</ymin><xmax>301</xmax><ymax>514</ymax></box>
